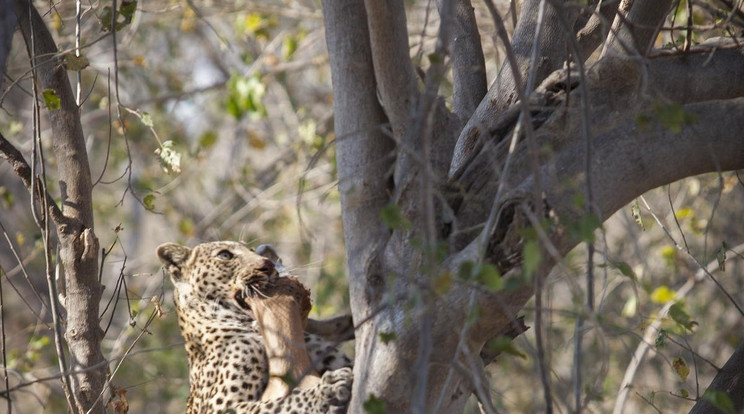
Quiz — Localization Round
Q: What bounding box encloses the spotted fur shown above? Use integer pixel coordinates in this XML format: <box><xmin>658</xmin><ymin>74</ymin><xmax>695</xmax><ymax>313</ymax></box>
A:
<box><xmin>157</xmin><ymin>241</ymin><xmax>352</xmax><ymax>414</ymax></box>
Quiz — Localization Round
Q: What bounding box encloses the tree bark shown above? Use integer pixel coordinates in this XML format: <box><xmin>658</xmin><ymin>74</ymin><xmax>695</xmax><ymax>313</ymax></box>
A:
<box><xmin>13</xmin><ymin>2</ymin><xmax>106</xmax><ymax>413</ymax></box>
<box><xmin>689</xmin><ymin>340</ymin><xmax>744</xmax><ymax>414</ymax></box>
<box><xmin>322</xmin><ymin>0</ymin><xmax>744</xmax><ymax>410</ymax></box>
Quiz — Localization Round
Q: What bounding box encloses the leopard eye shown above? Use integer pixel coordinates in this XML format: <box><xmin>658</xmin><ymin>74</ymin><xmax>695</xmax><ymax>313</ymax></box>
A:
<box><xmin>216</xmin><ymin>250</ymin><xmax>234</xmax><ymax>260</ymax></box>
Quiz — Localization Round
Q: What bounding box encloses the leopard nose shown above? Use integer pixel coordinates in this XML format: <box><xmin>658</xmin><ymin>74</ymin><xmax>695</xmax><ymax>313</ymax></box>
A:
<box><xmin>256</xmin><ymin>259</ymin><xmax>275</xmax><ymax>275</ymax></box>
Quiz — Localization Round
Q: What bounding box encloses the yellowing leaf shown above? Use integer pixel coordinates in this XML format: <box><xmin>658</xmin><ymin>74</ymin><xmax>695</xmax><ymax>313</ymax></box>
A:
<box><xmin>433</xmin><ymin>272</ymin><xmax>452</xmax><ymax>295</ymax></box>
<box><xmin>15</xmin><ymin>232</ymin><xmax>25</xmax><ymax>247</ymax></box>
<box><xmin>650</xmin><ymin>286</ymin><xmax>676</xmax><ymax>304</ymax></box>
<box><xmin>672</xmin><ymin>357</ymin><xmax>690</xmax><ymax>382</ymax></box>
<box><xmin>42</xmin><ymin>89</ymin><xmax>61</xmax><ymax>110</ymax></box>
<box><xmin>674</xmin><ymin>208</ymin><xmax>693</xmax><ymax>220</ymax></box>
<box><xmin>622</xmin><ymin>295</ymin><xmax>637</xmax><ymax>317</ymax></box>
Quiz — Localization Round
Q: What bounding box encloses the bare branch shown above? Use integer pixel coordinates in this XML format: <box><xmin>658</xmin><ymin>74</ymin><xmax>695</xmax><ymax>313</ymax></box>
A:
<box><xmin>364</xmin><ymin>0</ymin><xmax>419</xmax><ymax>141</ymax></box>
<box><xmin>15</xmin><ymin>0</ymin><xmax>95</xmax><ymax>228</ymax></box>
<box><xmin>647</xmin><ymin>46</ymin><xmax>744</xmax><ymax>103</ymax></box>
<box><xmin>0</xmin><ymin>132</ymin><xmax>65</xmax><ymax>225</ymax></box>
<box><xmin>605</xmin><ymin>0</ymin><xmax>674</xmax><ymax>56</ymax></box>
<box><xmin>0</xmin><ymin>0</ymin><xmax>14</xmax><ymax>91</ymax></box>
<box><xmin>450</xmin><ymin>0</ymin><xmax>578</xmax><ymax>174</ymax></box>
<box><xmin>575</xmin><ymin>0</ymin><xmax>620</xmax><ymax>60</ymax></box>
<box><xmin>446</xmin><ymin>0</ymin><xmax>487</xmax><ymax>121</ymax></box>
<box><xmin>14</xmin><ymin>1</ymin><xmax>105</xmax><ymax>413</ymax></box>
<box><xmin>321</xmin><ymin>10</ymin><xmax>395</xmax><ymax>407</ymax></box>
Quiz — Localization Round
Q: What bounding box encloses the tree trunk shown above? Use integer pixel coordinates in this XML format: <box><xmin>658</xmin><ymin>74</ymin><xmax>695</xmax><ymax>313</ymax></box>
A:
<box><xmin>322</xmin><ymin>0</ymin><xmax>744</xmax><ymax>412</ymax></box>
<box><xmin>13</xmin><ymin>2</ymin><xmax>106</xmax><ymax>412</ymax></box>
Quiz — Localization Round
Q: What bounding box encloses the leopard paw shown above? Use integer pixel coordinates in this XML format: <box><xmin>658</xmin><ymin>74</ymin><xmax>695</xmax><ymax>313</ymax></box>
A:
<box><xmin>315</xmin><ymin>367</ymin><xmax>353</xmax><ymax>413</ymax></box>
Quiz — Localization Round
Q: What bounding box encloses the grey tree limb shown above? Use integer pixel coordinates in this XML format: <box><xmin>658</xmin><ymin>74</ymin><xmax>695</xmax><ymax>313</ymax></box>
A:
<box><xmin>14</xmin><ymin>1</ymin><xmax>105</xmax><ymax>413</ymax></box>
<box><xmin>446</xmin><ymin>0</ymin><xmax>487</xmax><ymax>121</ymax></box>
<box><xmin>363</xmin><ymin>0</ymin><xmax>419</xmax><ymax>141</ymax></box>
<box><xmin>605</xmin><ymin>0</ymin><xmax>674</xmax><ymax>56</ymax></box>
<box><xmin>0</xmin><ymin>0</ymin><xmax>14</xmax><ymax>92</ymax></box>
<box><xmin>449</xmin><ymin>0</ymin><xmax>578</xmax><ymax>175</ymax></box>
<box><xmin>322</xmin><ymin>1</ymin><xmax>398</xmax><ymax>409</ymax></box>
<box><xmin>647</xmin><ymin>47</ymin><xmax>744</xmax><ymax>103</ymax></box>
<box><xmin>575</xmin><ymin>0</ymin><xmax>620</xmax><ymax>60</ymax></box>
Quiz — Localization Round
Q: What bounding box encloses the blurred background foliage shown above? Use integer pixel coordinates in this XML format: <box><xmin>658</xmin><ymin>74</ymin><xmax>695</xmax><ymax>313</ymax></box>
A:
<box><xmin>0</xmin><ymin>0</ymin><xmax>742</xmax><ymax>412</ymax></box>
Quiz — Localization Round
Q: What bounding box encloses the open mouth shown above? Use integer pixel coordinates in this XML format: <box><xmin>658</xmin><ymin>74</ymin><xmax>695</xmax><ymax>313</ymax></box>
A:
<box><xmin>233</xmin><ymin>274</ymin><xmax>271</xmax><ymax>311</ymax></box>
<box><xmin>234</xmin><ymin>288</ymin><xmax>251</xmax><ymax>311</ymax></box>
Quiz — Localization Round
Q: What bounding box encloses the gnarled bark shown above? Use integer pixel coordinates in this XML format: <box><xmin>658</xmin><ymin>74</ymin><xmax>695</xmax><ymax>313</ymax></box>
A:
<box><xmin>322</xmin><ymin>0</ymin><xmax>744</xmax><ymax>412</ymax></box>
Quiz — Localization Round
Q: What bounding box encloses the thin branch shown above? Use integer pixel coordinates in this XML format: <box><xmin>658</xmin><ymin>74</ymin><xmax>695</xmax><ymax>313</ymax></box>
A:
<box><xmin>613</xmin><ymin>243</ymin><xmax>744</xmax><ymax>413</ymax></box>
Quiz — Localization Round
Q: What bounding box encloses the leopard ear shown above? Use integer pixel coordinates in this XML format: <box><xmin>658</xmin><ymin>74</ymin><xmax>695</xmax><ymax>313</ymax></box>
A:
<box><xmin>157</xmin><ymin>243</ymin><xmax>191</xmax><ymax>279</ymax></box>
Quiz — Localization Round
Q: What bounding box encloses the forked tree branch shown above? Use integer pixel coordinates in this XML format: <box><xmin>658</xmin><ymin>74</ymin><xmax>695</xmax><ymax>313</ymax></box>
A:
<box><xmin>14</xmin><ymin>1</ymin><xmax>105</xmax><ymax>413</ymax></box>
<box><xmin>322</xmin><ymin>0</ymin><xmax>395</xmax><ymax>327</ymax></box>
<box><xmin>450</xmin><ymin>0</ymin><xmax>578</xmax><ymax>174</ymax></box>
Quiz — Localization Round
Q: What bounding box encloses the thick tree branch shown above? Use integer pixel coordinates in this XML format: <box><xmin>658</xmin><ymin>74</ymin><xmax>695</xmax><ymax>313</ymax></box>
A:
<box><xmin>15</xmin><ymin>2</ymin><xmax>105</xmax><ymax>413</ymax></box>
<box><xmin>647</xmin><ymin>46</ymin><xmax>744</xmax><ymax>103</ymax></box>
<box><xmin>689</xmin><ymin>339</ymin><xmax>744</xmax><ymax>414</ymax></box>
<box><xmin>322</xmin><ymin>0</ymin><xmax>394</xmax><ymax>298</ymax></box>
<box><xmin>450</xmin><ymin>0</ymin><xmax>577</xmax><ymax>174</ymax></box>
<box><xmin>0</xmin><ymin>0</ymin><xmax>14</xmax><ymax>91</ymax></box>
<box><xmin>364</xmin><ymin>0</ymin><xmax>419</xmax><ymax>141</ymax></box>
<box><xmin>446</xmin><ymin>0</ymin><xmax>487</xmax><ymax>121</ymax></box>
<box><xmin>575</xmin><ymin>0</ymin><xmax>620</xmax><ymax>60</ymax></box>
<box><xmin>605</xmin><ymin>0</ymin><xmax>674</xmax><ymax>56</ymax></box>
<box><xmin>15</xmin><ymin>0</ymin><xmax>95</xmax><ymax>228</ymax></box>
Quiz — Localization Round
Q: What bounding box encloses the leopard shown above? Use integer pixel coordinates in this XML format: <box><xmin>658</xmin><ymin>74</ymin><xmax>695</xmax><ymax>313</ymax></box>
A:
<box><xmin>157</xmin><ymin>240</ymin><xmax>353</xmax><ymax>414</ymax></box>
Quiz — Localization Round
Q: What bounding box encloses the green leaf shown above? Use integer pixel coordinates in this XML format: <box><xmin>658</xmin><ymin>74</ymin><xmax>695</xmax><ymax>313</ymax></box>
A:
<box><xmin>655</xmin><ymin>329</ymin><xmax>668</xmax><ymax>348</ymax></box>
<box><xmin>653</xmin><ymin>101</ymin><xmax>699</xmax><ymax>134</ymax></box>
<box><xmin>63</xmin><ymin>53</ymin><xmax>90</xmax><ymax>71</ymax></box>
<box><xmin>475</xmin><ymin>263</ymin><xmax>503</xmax><ymax>292</ymax></box>
<box><xmin>198</xmin><ymin>131</ymin><xmax>218</xmax><ymax>149</ymax></box>
<box><xmin>380</xmin><ymin>204</ymin><xmax>410</xmax><ymax>231</ymax></box>
<box><xmin>100</xmin><ymin>0</ymin><xmax>137</xmax><ymax>32</ymax></box>
<box><xmin>669</xmin><ymin>302</ymin><xmax>698</xmax><ymax>331</ymax></box>
<box><xmin>672</xmin><ymin>357</ymin><xmax>690</xmax><ymax>382</ymax></box>
<box><xmin>568</xmin><ymin>213</ymin><xmax>602</xmax><ymax>243</ymax></box>
<box><xmin>143</xmin><ymin>194</ymin><xmax>156</xmax><ymax>211</ymax></box>
<box><xmin>363</xmin><ymin>394</ymin><xmax>386</xmax><ymax>414</ymax></box>
<box><xmin>379</xmin><ymin>332</ymin><xmax>396</xmax><ymax>344</ymax></box>
<box><xmin>717</xmin><ymin>241</ymin><xmax>727</xmax><ymax>272</ymax></box>
<box><xmin>0</xmin><ymin>186</ymin><xmax>14</xmax><ymax>209</ymax></box>
<box><xmin>226</xmin><ymin>74</ymin><xmax>267</xmax><ymax>119</ymax></box>
<box><xmin>679</xmin><ymin>388</ymin><xmax>689</xmax><ymax>398</ymax></box>
<box><xmin>42</xmin><ymin>89</ymin><xmax>61</xmax><ymax>110</ymax></box>
<box><xmin>604</xmin><ymin>261</ymin><xmax>637</xmax><ymax>280</ymax></box>
<box><xmin>483</xmin><ymin>336</ymin><xmax>526</xmax><ymax>359</ymax></box>
<box><xmin>702</xmin><ymin>389</ymin><xmax>736</xmax><ymax>414</ymax></box>
<box><xmin>522</xmin><ymin>239</ymin><xmax>542</xmax><ymax>278</ymax></box>
<box><xmin>631</xmin><ymin>200</ymin><xmax>645</xmax><ymax>230</ymax></box>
